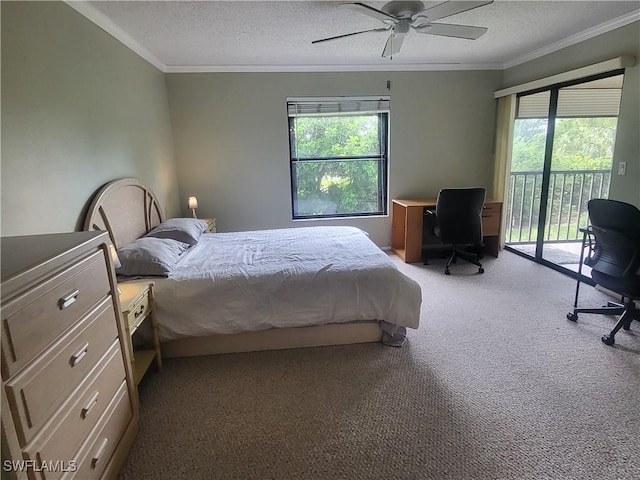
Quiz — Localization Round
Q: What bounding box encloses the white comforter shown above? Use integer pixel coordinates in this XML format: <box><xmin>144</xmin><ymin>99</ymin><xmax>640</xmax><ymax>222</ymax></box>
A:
<box><xmin>152</xmin><ymin>226</ymin><xmax>421</xmax><ymax>341</ymax></box>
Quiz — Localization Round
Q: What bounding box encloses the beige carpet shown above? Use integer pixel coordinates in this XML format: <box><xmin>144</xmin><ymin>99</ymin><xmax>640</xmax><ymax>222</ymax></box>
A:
<box><xmin>119</xmin><ymin>251</ymin><xmax>639</xmax><ymax>480</ymax></box>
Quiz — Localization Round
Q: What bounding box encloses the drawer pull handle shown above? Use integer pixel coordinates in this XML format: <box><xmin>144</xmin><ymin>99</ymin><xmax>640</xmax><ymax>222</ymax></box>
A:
<box><xmin>81</xmin><ymin>391</ymin><xmax>100</xmax><ymax>419</ymax></box>
<box><xmin>134</xmin><ymin>303</ymin><xmax>145</xmax><ymax>318</ymax></box>
<box><xmin>70</xmin><ymin>342</ymin><xmax>89</xmax><ymax>366</ymax></box>
<box><xmin>91</xmin><ymin>438</ymin><xmax>109</xmax><ymax>469</ymax></box>
<box><xmin>58</xmin><ymin>289</ymin><xmax>80</xmax><ymax>309</ymax></box>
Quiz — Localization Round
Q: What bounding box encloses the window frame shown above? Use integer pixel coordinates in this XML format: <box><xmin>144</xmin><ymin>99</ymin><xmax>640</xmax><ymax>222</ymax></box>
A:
<box><xmin>287</xmin><ymin>102</ymin><xmax>389</xmax><ymax>220</ymax></box>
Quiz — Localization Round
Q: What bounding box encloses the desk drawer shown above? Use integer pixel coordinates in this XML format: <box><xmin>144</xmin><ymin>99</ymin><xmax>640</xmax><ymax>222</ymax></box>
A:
<box><xmin>2</xmin><ymin>251</ymin><xmax>111</xmax><ymax>377</ymax></box>
<box><xmin>482</xmin><ymin>204</ymin><xmax>502</xmax><ymax>236</ymax></box>
<box><xmin>69</xmin><ymin>382</ymin><xmax>132</xmax><ymax>480</ymax></box>
<box><xmin>22</xmin><ymin>342</ymin><xmax>126</xmax><ymax>479</ymax></box>
<box><xmin>5</xmin><ymin>299</ymin><xmax>119</xmax><ymax>445</ymax></box>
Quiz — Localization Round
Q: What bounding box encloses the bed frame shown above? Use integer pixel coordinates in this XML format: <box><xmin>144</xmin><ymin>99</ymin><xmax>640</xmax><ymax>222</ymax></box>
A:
<box><xmin>84</xmin><ymin>178</ymin><xmax>383</xmax><ymax>358</ymax></box>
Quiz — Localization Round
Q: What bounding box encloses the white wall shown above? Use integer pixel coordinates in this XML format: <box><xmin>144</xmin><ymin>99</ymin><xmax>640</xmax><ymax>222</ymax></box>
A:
<box><xmin>502</xmin><ymin>21</ymin><xmax>640</xmax><ymax>207</ymax></box>
<box><xmin>1</xmin><ymin>1</ymin><xmax>180</xmax><ymax>236</ymax></box>
<box><xmin>166</xmin><ymin>71</ymin><xmax>502</xmax><ymax>246</ymax></box>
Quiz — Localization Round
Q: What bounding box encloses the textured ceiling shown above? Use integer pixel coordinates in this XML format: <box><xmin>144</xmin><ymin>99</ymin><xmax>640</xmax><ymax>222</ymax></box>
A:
<box><xmin>71</xmin><ymin>1</ymin><xmax>640</xmax><ymax>71</ymax></box>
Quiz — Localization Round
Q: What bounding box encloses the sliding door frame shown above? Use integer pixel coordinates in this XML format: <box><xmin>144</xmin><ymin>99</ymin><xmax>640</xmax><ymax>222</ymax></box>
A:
<box><xmin>505</xmin><ymin>68</ymin><xmax>625</xmax><ymax>282</ymax></box>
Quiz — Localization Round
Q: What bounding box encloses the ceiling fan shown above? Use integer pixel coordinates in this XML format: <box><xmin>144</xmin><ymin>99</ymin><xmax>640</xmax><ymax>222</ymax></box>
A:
<box><xmin>313</xmin><ymin>1</ymin><xmax>494</xmax><ymax>58</ymax></box>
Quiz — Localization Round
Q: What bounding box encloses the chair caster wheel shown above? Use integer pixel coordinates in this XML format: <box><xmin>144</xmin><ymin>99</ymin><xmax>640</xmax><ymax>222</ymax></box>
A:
<box><xmin>567</xmin><ymin>312</ymin><xmax>578</xmax><ymax>322</ymax></box>
<box><xmin>478</xmin><ymin>267</ymin><xmax>484</xmax><ymax>274</ymax></box>
<box><xmin>445</xmin><ymin>269</ymin><xmax>450</xmax><ymax>275</ymax></box>
<box><xmin>602</xmin><ymin>334</ymin><xmax>615</xmax><ymax>346</ymax></box>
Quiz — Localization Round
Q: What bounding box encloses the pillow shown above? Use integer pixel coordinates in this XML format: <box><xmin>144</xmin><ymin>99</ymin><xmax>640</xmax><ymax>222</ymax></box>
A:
<box><xmin>145</xmin><ymin>218</ymin><xmax>208</xmax><ymax>246</ymax></box>
<box><xmin>116</xmin><ymin>237</ymin><xmax>190</xmax><ymax>276</ymax></box>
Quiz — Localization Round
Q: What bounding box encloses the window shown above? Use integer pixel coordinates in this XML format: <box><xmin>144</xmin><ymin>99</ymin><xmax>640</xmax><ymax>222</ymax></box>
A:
<box><xmin>287</xmin><ymin>97</ymin><xmax>389</xmax><ymax>219</ymax></box>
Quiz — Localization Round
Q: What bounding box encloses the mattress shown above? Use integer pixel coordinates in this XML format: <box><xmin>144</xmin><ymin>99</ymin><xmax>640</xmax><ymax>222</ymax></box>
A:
<box><xmin>150</xmin><ymin>226</ymin><xmax>422</xmax><ymax>341</ymax></box>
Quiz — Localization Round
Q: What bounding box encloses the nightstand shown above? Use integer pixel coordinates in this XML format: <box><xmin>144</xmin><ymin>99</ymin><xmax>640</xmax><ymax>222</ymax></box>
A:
<box><xmin>201</xmin><ymin>217</ymin><xmax>216</xmax><ymax>233</ymax></box>
<box><xmin>118</xmin><ymin>280</ymin><xmax>162</xmax><ymax>386</ymax></box>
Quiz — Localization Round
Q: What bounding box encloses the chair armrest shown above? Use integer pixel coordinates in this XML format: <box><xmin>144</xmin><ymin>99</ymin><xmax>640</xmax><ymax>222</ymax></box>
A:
<box><xmin>423</xmin><ymin>209</ymin><xmax>439</xmax><ymax>238</ymax></box>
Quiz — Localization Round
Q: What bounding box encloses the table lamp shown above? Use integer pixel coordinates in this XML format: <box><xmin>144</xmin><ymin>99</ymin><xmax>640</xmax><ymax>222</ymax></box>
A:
<box><xmin>188</xmin><ymin>196</ymin><xmax>198</xmax><ymax>218</ymax></box>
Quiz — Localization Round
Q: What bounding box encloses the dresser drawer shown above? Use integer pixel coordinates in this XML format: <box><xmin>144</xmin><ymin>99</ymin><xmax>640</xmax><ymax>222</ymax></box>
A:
<box><xmin>5</xmin><ymin>299</ymin><xmax>119</xmax><ymax>445</ymax></box>
<box><xmin>125</xmin><ymin>291</ymin><xmax>150</xmax><ymax>332</ymax></box>
<box><xmin>22</xmin><ymin>342</ymin><xmax>126</xmax><ymax>477</ymax></box>
<box><xmin>1</xmin><ymin>232</ymin><xmax>137</xmax><ymax>480</ymax></box>
<box><xmin>69</xmin><ymin>382</ymin><xmax>132</xmax><ymax>480</ymax></box>
<box><xmin>2</xmin><ymin>250</ymin><xmax>111</xmax><ymax>377</ymax></box>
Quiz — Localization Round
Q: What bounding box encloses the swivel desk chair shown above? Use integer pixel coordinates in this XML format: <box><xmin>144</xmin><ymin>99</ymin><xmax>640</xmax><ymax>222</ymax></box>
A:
<box><xmin>425</xmin><ymin>187</ymin><xmax>486</xmax><ymax>275</ymax></box>
<box><xmin>567</xmin><ymin>198</ymin><xmax>640</xmax><ymax>346</ymax></box>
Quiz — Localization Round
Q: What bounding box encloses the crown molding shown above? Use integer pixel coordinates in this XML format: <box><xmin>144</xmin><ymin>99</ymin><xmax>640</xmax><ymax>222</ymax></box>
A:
<box><xmin>64</xmin><ymin>1</ymin><xmax>166</xmax><ymax>72</ymax></box>
<box><xmin>503</xmin><ymin>10</ymin><xmax>640</xmax><ymax>69</ymax></box>
<box><xmin>163</xmin><ymin>63</ymin><xmax>504</xmax><ymax>73</ymax></box>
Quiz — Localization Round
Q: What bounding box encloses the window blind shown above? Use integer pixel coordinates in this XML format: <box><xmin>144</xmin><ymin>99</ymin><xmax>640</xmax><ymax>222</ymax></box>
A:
<box><xmin>517</xmin><ymin>91</ymin><xmax>551</xmax><ymax>118</ymax></box>
<box><xmin>556</xmin><ymin>89</ymin><xmax>622</xmax><ymax>117</ymax></box>
<box><xmin>517</xmin><ymin>89</ymin><xmax>622</xmax><ymax>118</ymax></box>
<box><xmin>287</xmin><ymin>96</ymin><xmax>390</xmax><ymax>117</ymax></box>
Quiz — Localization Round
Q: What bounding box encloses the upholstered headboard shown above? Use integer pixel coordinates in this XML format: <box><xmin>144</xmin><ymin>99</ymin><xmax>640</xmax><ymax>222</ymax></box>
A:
<box><xmin>84</xmin><ymin>177</ymin><xmax>165</xmax><ymax>249</ymax></box>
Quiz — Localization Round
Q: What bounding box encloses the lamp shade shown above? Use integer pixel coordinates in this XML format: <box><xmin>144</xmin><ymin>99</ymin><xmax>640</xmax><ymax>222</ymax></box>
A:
<box><xmin>188</xmin><ymin>196</ymin><xmax>198</xmax><ymax>210</ymax></box>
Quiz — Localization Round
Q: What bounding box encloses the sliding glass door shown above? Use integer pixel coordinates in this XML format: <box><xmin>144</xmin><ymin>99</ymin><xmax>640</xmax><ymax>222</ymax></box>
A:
<box><xmin>505</xmin><ymin>72</ymin><xmax>624</xmax><ymax>275</ymax></box>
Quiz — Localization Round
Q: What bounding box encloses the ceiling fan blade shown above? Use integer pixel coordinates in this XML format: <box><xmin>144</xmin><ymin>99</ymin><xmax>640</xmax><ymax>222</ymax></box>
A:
<box><xmin>382</xmin><ymin>32</ymin><xmax>406</xmax><ymax>58</ymax></box>
<box><xmin>412</xmin><ymin>1</ymin><xmax>493</xmax><ymax>23</ymax></box>
<box><xmin>342</xmin><ymin>2</ymin><xmax>398</xmax><ymax>23</ymax></box>
<box><xmin>414</xmin><ymin>22</ymin><xmax>488</xmax><ymax>40</ymax></box>
<box><xmin>312</xmin><ymin>27</ymin><xmax>390</xmax><ymax>44</ymax></box>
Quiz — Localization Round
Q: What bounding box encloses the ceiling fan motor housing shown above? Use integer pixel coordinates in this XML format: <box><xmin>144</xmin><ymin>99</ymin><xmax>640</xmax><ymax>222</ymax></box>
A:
<box><xmin>381</xmin><ymin>1</ymin><xmax>426</xmax><ymax>18</ymax></box>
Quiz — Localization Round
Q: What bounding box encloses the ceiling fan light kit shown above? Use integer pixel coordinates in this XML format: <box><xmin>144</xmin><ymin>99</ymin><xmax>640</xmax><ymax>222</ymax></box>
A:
<box><xmin>313</xmin><ymin>0</ymin><xmax>494</xmax><ymax>58</ymax></box>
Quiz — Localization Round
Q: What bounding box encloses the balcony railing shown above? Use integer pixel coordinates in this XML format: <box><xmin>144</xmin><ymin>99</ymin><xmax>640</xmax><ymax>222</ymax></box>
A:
<box><xmin>506</xmin><ymin>169</ymin><xmax>611</xmax><ymax>245</ymax></box>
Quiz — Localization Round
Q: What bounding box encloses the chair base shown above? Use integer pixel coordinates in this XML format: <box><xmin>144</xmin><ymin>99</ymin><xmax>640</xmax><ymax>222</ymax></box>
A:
<box><xmin>567</xmin><ymin>299</ymin><xmax>639</xmax><ymax>346</ymax></box>
<box><xmin>444</xmin><ymin>247</ymin><xmax>484</xmax><ymax>275</ymax></box>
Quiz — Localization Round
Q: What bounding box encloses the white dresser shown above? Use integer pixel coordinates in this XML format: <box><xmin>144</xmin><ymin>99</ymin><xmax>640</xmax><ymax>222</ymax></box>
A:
<box><xmin>1</xmin><ymin>232</ymin><xmax>138</xmax><ymax>479</ymax></box>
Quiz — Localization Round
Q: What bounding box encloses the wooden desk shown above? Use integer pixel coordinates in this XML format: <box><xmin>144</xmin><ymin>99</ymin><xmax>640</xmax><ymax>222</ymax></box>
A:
<box><xmin>391</xmin><ymin>198</ymin><xmax>503</xmax><ymax>263</ymax></box>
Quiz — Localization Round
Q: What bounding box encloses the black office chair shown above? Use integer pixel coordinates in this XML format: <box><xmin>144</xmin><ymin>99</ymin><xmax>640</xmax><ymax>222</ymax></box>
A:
<box><xmin>567</xmin><ymin>198</ymin><xmax>640</xmax><ymax>345</ymax></box>
<box><xmin>425</xmin><ymin>187</ymin><xmax>486</xmax><ymax>275</ymax></box>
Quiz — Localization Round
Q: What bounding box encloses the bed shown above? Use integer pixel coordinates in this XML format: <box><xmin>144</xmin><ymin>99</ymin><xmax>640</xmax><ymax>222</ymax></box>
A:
<box><xmin>84</xmin><ymin>178</ymin><xmax>422</xmax><ymax>357</ymax></box>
